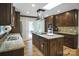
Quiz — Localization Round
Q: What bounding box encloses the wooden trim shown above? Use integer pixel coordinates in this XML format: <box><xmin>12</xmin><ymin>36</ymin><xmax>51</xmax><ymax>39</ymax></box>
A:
<box><xmin>20</xmin><ymin>15</ymin><xmax>37</xmax><ymax>18</ymax></box>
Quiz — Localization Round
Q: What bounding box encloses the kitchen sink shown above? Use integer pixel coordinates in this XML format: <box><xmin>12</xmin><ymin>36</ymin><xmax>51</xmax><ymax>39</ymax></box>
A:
<box><xmin>7</xmin><ymin>36</ymin><xmax>19</xmax><ymax>41</ymax></box>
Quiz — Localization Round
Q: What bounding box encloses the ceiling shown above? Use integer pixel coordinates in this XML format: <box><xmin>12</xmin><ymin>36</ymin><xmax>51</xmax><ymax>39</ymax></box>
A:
<box><xmin>13</xmin><ymin>3</ymin><xmax>47</xmax><ymax>16</ymax></box>
<box><xmin>13</xmin><ymin>3</ymin><xmax>79</xmax><ymax>17</ymax></box>
<box><xmin>45</xmin><ymin>3</ymin><xmax>79</xmax><ymax>17</ymax></box>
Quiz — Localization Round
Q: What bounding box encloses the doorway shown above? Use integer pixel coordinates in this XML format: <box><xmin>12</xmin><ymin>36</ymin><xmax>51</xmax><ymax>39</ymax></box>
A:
<box><xmin>28</xmin><ymin>21</ymin><xmax>34</xmax><ymax>39</ymax></box>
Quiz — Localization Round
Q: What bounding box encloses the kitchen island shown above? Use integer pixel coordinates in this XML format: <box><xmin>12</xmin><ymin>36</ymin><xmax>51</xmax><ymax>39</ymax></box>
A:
<box><xmin>0</xmin><ymin>33</ymin><xmax>25</xmax><ymax>56</ymax></box>
<box><xmin>32</xmin><ymin>32</ymin><xmax>64</xmax><ymax>56</ymax></box>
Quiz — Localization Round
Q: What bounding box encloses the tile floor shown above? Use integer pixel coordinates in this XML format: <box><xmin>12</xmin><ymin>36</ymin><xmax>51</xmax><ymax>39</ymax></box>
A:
<box><xmin>24</xmin><ymin>39</ymin><xmax>79</xmax><ymax>56</ymax></box>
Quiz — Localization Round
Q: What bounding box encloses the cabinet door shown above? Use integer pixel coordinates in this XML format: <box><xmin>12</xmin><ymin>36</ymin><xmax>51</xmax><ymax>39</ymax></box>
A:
<box><xmin>55</xmin><ymin>10</ymin><xmax>78</xmax><ymax>27</ymax></box>
<box><xmin>45</xmin><ymin>19</ymin><xmax>48</xmax><ymax>32</ymax></box>
<box><xmin>47</xmin><ymin>16</ymin><xmax>53</xmax><ymax>24</ymax></box>
<box><xmin>14</xmin><ymin>12</ymin><xmax>20</xmax><ymax>33</ymax></box>
<box><xmin>32</xmin><ymin>34</ymin><xmax>40</xmax><ymax>49</ymax></box>
<box><xmin>39</xmin><ymin>37</ymin><xmax>48</xmax><ymax>55</ymax></box>
<box><xmin>63</xmin><ymin>11</ymin><xmax>75</xmax><ymax>26</ymax></box>
<box><xmin>56</xmin><ymin>38</ymin><xmax>63</xmax><ymax>56</ymax></box>
<box><xmin>11</xmin><ymin>11</ymin><xmax>20</xmax><ymax>33</ymax></box>
<box><xmin>49</xmin><ymin>39</ymin><xmax>57</xmax><ymax>56</ymax></box>
<box><xmin>45</xmin><ymin>16</ymin><xmax>53</xmax><ymax>32</ymax></box>
<box><xmin>64</xmin><ymin>35</ymin><xmax>77</xmax><ymax>49</ymax></box>
<box><xmin>0</xmin><ymin>3</ymin><xmax>12</xmax><ymax>25</ymax></box>
<box><xmin>49</xmin><ymin>38</ymin><xmax>63</xmax><ymax>56</ymax></box>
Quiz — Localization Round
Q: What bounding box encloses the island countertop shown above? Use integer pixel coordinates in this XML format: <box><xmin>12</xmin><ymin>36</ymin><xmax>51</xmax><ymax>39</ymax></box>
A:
<box><xmin>0</xmin><ymin>33</ymin><xmax>25</xmax><ymax>53</ymax></box>
<box><xmin>32</xmin><ymin>32</ymin><xmax>64</xmax><ymax>39</ymax></box>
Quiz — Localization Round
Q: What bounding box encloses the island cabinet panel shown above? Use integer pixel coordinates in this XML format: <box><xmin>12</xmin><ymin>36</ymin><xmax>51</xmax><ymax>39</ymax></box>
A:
<box><xmin>49</xmin><ymin>38</ymin><xmax>63</xmax><ymax>56</ymax></box>
<box><xmin>32</xmin><ymin>33</ymin><xmax>64</xmax><ymax>56</ymax></box>
<box><xmin>0</xmin><ymin>3</ymin><xmax>13</xmax><ymax>25</ymax></box>
<box><xmin>32</xmin><ymin>34</ymin><xmax>49</xmax><ymax>55</ymax></box>
<box><xmin>39</xmin><ymin>37</ymin><xmax>48</xmax><ymax>55</ymax></box>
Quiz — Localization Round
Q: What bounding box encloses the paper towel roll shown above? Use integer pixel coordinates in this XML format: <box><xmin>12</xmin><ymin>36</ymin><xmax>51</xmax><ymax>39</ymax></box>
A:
<box><xmin>3</xmin><ymin>26</ymin><xmax>12</xmax><ymax>33</ymax></box>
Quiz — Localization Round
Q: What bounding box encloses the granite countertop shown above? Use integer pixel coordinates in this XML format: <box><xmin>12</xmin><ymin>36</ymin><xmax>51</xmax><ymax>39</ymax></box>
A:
<box><xmin>58</xmin><ymin>32</ymin><xmax>78</xmax><ymax>35</ymax></box>
<box><xmin>0</xmin><ymin>33</ymin><xmax>25</xmax><ymax>53</ymax></box>
<box><xmin>40</xmin><ymin>34</ymin><xmax>64</xmax><ymax>39</ymax></box>
<box><xmin>32</xmin><ymin>32</ymin><xmax>64</xmax><ymax>39</ymax></box>
<box><xmin>54</xmin><ymin>31</ymin><xmax>78</xmax><ymax>35</ymax></box>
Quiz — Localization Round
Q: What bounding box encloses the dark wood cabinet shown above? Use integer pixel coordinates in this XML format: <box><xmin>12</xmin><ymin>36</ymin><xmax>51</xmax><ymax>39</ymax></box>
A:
<box><xmin>55</xmin><ymin>32</ymin><xmax>78</xmax><ymax>49</ymax></box>
<box><xmin>0</xmin><ymin>3</ymin><xmax>13</xmax><ymax>25</ymax></box>
<box><xmin>45</xmin><ymin>16</ymin><xmax>54</xmax><ymax>32</ymax></box>
<box><xmin>49</xmin><ymin>38</ymin><xmax>63</xmax><ymax>56</ymax></box>
<box><xmin>55</xmin><ymin>9</ymin><xmax>78</xmax><ymax>27</ymax></box>
<box><xmin>0</xmin><ymin>48</ymin><xmax>24</xmax><ymax>56</ymax></box>
<box><xmin>45</xmin><ymin>9</ymin><xmax>78</xmax><ymax>32</ymax></box>
<box><xmin>64</xmin><ymin>35</ymin><xmax>78</xmax><ymax>49</ymax></box>
<box><xmin>32</xmin><ymin>33</ymin><xmax>64</xmax><ymax>56</ymax></box>
<box><xmin>46</xmin><ymin>16</ymin><xmax>53</xmax><ymax>24</ymax></box>
<box><xmin>39</xmin><ymin>37</ymin><xmax>48</xmax><ymax>55</ymax></box>
<box><xmin>11</xmin><ymin>10</ymin><xmax>20</xmax><ymax>33</ymax></box>
<box><xmin>32</xmin><ymin>34</ymin><xmax>49</xmax><ymax>55</ymax></box>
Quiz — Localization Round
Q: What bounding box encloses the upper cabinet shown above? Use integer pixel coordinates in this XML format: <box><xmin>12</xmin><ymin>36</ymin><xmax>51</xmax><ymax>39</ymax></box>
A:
<box><xmin>45</xmin><ymin>9</ymin><xmax>78</xmax><ymax>32</ymax></box>
<box><xmin>0</xmin><ymin>3</ymin><xmax>13</xmax><ymax>25</ymax></box>
<box><xmin>46</xmin><ymin>16</ymin><xmax>54</xmax><ymax>24</ymax></box>
<box><xmin>45</xmin><ymin>16</ymin><xmax>54</xmax><ymax>32</ymax></box>
<box><xmin>11</xmin><ymin>10</ymin><xmax>20</xmax><ymax>33</ymax></box>
<box><xmin>55</xmin><ymin>9</ymin><xmax>78</xmax><ymax>27</ymax></box>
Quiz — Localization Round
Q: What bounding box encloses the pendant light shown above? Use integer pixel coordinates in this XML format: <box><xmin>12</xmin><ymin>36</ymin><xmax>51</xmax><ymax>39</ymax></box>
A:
<box><xmin>37</xmin><ymin>9</ymin><xmax>45</xmax><ymax>20</ymax></box>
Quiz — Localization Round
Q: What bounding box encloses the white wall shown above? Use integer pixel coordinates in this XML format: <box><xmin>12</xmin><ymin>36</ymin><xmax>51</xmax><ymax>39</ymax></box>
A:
<box><xmin>20</xmin><ymin>17</ymin><xmax>29</xmax><ymax>41</ymax></box>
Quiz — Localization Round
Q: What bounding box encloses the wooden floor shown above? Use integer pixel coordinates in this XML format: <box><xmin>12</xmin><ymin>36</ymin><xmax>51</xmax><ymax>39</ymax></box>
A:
<box><xmin>24</xmin><ymin>39</ymin><xmax>43</xmax><ymax>56</ymax></box>
<box><xmin>24</xmin><ymin>39</ymin><xmax>79</xmax><ymax>56</ymax></box>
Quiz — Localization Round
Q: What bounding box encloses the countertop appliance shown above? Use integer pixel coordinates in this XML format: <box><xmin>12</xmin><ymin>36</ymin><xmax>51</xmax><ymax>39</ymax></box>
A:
<box><xmin>47</xmin><ymin>24</ymin><xmax>53</xmax><ymax>35</ymax></box>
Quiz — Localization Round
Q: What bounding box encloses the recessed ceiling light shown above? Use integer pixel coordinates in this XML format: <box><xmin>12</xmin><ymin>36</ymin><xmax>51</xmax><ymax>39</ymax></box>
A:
<box><xmin>32</xmin><ymin>4</ymin><xmax>36</xmax><ymax>7</ymax></box>
<box><xmin>26</xmin><ymin>11</ymin><xmax>30</xmax><ymax>14</ymax></box>
<box><xmin>66</xmin><ymin>12</ymin><xmax>70</xmax><ymax>15</ymax></box>
<box><xmin>57</xmin><ymin>11</ymin><xmax>60</xmax><ymax>12</ymax></box>
<box><xmin>43</xmin><ymin>3</ymin><xmax>62</xmax><ymax>10</ymax></box>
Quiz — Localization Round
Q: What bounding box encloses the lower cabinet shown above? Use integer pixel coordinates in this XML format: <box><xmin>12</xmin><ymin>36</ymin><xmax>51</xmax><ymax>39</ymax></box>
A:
<box><xmin>39</xmin><ymin>37</ymin><xmax>48</xmax><ymax>55</ymax></box>
<box><xmin>0</xmin><ymin>48</ymin><xmax>24</xmax><ymax>56</ymax></box>
<box><xmin>32</xmin><ymin>33</ymin><xmax>64</xmax><ymax>56</ymax></box>
<box><xmin>50</xmin><ymin>38</ymin><xmax>63</xmax><ymax>56</ymax></box>
<box><xmin>64</xmin><ymin>35</ymin><xmax>78</xmax><ymax>49</ymax></box>
<box><xmin>54</xmin><ymin>32</ymin><xmax>78</xmax><ymax>49</ymax></box>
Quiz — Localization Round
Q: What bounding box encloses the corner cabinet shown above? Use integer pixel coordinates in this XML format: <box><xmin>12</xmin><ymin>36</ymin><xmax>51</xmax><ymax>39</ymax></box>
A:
<box><xmin>0</xmin><ymin>3</ymin><xmax>13</xmax><ymax>25</ymax></box>
<box><xmin>11</xmin><ymin>11</ymin><xmax>20</xmax><ymax>33</ymax></box>
<box><xmin>32</xmin><ymin>33</ymin><xmax>64</xmax><ymax>56</ymax></box>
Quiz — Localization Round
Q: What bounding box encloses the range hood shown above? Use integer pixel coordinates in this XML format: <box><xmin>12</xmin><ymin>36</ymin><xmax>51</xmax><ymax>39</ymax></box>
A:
<box><xmin>37</xmin><ymin>9</ymin><xmax>45</xmax><ymax>20</ymax></box>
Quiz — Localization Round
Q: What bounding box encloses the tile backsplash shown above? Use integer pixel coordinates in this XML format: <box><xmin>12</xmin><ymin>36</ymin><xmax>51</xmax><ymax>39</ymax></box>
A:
<box><xmin>58</xmin><ymin>27</ymin><xmax>78</xmax><ymax>34</ymax></box>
